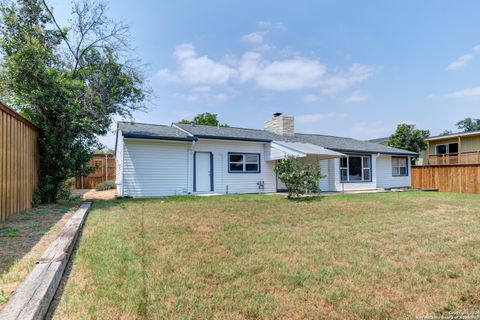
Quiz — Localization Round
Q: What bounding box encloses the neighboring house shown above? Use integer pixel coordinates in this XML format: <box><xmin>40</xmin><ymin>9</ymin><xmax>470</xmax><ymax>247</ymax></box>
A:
<box><xmin>425</xmin><ymin>130</ymin><xmax>480</xmax><ymax>165</ymax></box>
<box><xmin>368</xmin><ymin>137</ymin><xmax>389</xmax><ymax>145</ymax></box>
<box><xmin>115</xmin><ymin>113</ymin><xmax>416</xmax><ymax>197</ymax></box>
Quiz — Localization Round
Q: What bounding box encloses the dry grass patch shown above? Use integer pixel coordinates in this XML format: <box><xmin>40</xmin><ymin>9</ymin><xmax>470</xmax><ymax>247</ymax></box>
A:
<box><xmin>0</xmin><ymin>200</ymin><xmax>80</xmax><ymax>309</ymax></box>
<box><xmin>50</xmin><ymin>192</ymin><xmax>480</xmax><ymax>319</ymax></box>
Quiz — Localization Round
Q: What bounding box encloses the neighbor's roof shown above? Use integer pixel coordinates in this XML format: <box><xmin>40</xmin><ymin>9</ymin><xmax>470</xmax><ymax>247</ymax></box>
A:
<box><xmin>368</xmin><ymin>137</ymin><xmax>389</xmax><ymax>144</ymax></box>
<box><xmin>426</xmin><ymin>130</ymin><xmax>480</xmax><ymax>141</ymax></box>
<box><xmin>118</xmin><ymin>121</ymin><xmax>416</xmax><ymax>155</ymax></box>
<box><xmin>118</xmin><ymin>122</ymin><xmax>194</xmax><ymax>141</ymax></box>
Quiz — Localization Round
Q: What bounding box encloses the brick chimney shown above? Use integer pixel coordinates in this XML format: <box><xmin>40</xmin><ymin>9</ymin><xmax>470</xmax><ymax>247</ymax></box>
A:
<box><xmin>264</xmin><ymin>113</ymin><xmax>295</xmax><ymax>136</ymax></box>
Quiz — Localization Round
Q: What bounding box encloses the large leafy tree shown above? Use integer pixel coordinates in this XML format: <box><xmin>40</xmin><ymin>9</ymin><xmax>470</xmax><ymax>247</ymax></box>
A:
<box><xmin>179</xmin><ymin>112</ymin><xmax>228</xmax><ymax>126</ymax></box>
<box><xmin>456</xmin><ymin>118</ymin><xmax>480</xmax><ymax>132</ymax></box>
<box><xmin>387</xmin><ymin>124</ymin><xmax>430</xmax><ymax>154</ymax></box>
<box><xmin>0</xmin><ymin>0</ymin><xmax>146</xmax><ymax>203</ymax></box>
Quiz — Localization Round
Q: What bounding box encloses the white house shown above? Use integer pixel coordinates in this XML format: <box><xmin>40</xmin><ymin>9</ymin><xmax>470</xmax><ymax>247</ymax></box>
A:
<box><xmin>115</xmin><ymin>113</ymin><xmax>416</xmax><ymax>197</ymax></box>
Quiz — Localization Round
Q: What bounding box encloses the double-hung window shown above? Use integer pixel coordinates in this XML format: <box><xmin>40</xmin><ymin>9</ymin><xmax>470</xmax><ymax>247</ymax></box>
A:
<box><xmin>229</xmin><ymin>153</ymin><xmax>260</xmax><ymax>173</ymax></box>
<box><xmin>340</xmin><ymin>155</ymin><xmax>371</xmax><ymax>182</ymax></box>
<box><xmin>392</xmin><ymin>157</ymin><xmax>408</xmax><ymax>176</ymax></box>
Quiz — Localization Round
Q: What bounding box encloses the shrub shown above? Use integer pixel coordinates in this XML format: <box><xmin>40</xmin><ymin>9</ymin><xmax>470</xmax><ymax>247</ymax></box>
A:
<box><xmin>96</xmin><ymin>180</ymin><xmax>117</xmax><ymax>191</ymax></box>
<box><xmin>274</xmin><ymin>156</ymin><xmax>324</xmax><ymax>199</ymax></box>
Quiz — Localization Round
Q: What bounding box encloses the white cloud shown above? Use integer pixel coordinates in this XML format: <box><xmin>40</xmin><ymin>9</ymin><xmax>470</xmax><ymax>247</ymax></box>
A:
<box><xmin>348</xmin><ymin>121</ymin><xmax>397</xmax><ymax>140</ymax></box>
<box><xmin>172</xmin><ymin>93</ymin><xmax>199</xmax><ymax>102</ymax></box>
<box><xmin>214</xmin><ymin>93</ymin><xmax>230</xmax><ymax>102</ymax></box>
<box><xmin>242</xmin><ymin>32</ymin><xmax>264</xmax><ymax>44</ymax></box>
<box><xmin>159</xmin><ymin>42</ymin><xmax>376</xmax><ymax>96</ymax></box>
<box><xmin>303</xmin><ymin>94</ymin><xmax>321</xmax><ymax>102</ymax></box>
<box><xmin>319</xmin><ymin>64</ymin><xmax>376</xmax><ymax>94</ymax></box>
<box><xmin>257</xmin><ymin>21</ymin><xmax>286</xmax><ymax>31</ymax></box>
<box><xmin>192</xmin><ymin>86</ymin><xmax>211</xmax><ymax>93</ymax></box>
<box><xmin>447</xmin><ymin>86</ymin><xmax>480</xmax><ymax>97</ymax></box>
<box><xmin>158</xmin><ymin>43</ymin><xmax>237</xmax><ymax>85</ymax></box>
<box><xmin>446</xmin><ymin>45</ymin><xmax>480</xmax><ymax>71</ymax></box>
<box><xmin>256</xmin><ymin>58</ymin><xmax>327</xmax><ymax>91</ymax></box>
<box><xmin>345</xmin><ymin>91</ymin><xmax>368</xmax><ymax>103</ymax></box>
<box><xmin>296</xmin><ymin>112</ymin><xmax>347</xmax><ymax>123</ymax></box>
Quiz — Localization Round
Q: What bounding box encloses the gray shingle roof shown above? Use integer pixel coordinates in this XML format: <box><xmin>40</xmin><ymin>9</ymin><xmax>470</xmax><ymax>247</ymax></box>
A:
<box><xmin>118</xmin><ymin>121</ymin><xmax>416</xmax><ymax>155</ymax></box>
<box><xmin>118</xmin><ymin>122</ymin><xmax>194</xmax><ymax>141</ymax></box>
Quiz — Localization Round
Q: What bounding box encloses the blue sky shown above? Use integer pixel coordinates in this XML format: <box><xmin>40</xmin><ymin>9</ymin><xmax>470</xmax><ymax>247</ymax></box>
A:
<box><xmin>52</xmin><ymin>0</ymin><xmax>480</xmax><ymax>148</ymax></box>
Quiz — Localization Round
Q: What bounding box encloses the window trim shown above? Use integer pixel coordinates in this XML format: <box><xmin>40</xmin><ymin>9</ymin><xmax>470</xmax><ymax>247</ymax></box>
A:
<box><xmin>228</xmin><ymin>152</ymin><xmax>261</xmax><ymax>174</ymax></box>
<box><xmin>339</xmin><ymin>154</ymin><xmax>372</xmax><ymax>183</ymax></box>
<box><xmin>392</xmin><ymin>156</ymin><xmax>408</xmax><ymax>177</ymax></box>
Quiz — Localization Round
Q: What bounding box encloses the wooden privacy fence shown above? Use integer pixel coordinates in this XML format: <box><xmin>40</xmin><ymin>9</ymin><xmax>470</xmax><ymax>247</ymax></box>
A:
<box><xmin>76</xmin><ymin>154</ymin><xmax>116</xmax><ymax>189</ymax></box>
<box><xmin>0</xmin><ymin>102</ymin><xmax>39</xmax><ymax>221</ymax></box>
<box><xmin>411</xmin><ymin>164</ymin><xmax>480</xmax><ymax>194</ymax></box>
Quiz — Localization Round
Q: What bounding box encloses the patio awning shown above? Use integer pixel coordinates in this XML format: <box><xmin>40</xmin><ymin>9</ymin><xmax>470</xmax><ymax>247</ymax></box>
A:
<box><xmin>269</xmin><ymin>141</ymin><xmax>346</xmax><ymax>161</ymax></box>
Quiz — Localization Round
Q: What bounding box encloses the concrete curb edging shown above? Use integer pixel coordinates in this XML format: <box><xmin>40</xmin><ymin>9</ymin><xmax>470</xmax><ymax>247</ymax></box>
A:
<box><xmin>0</xmin><ymin>201</ymin><xmax>92</xmax><ymax>320</ymax></box>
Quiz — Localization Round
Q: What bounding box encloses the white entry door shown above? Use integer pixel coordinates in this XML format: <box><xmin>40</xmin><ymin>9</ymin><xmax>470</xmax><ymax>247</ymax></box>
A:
<box><xmin>195</xmin><ymin>152</ymin><xmax>212</xmax><ymax>192</ymax></box>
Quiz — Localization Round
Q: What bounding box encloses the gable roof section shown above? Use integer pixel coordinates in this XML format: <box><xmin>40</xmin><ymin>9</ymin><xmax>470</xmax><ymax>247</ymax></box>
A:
<box><xmin>118</xmin><ymin>122</ymin><xmax>194</xmax><ymax>141</ymax></box>
<box><xmin>118</xmin><ymin>121</ymin><xmax>416</xmax><ymax>155</ymax></box>
<box><xmin>427</xmin><ymin>130</ymin><xmax>480</xmax><ymax>141</ymax></box>
<box><xmin>174</xmin><ymin>123</ymin><xmax>416</xmax><ymax>155</ymax></box>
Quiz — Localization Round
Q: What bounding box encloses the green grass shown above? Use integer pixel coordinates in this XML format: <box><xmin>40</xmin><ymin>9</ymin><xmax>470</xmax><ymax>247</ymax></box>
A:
<box><xmin>52</xmin><ymin>192</ymin><xmax>480</xmax><ymax>319</ymax></box>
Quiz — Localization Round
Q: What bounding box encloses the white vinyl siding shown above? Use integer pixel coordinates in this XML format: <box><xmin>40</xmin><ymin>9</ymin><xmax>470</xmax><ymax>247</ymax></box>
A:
<box><xmin>123</xmin><ymin>139</ymin><xmax>191</xmax><ymax>197</ymax></box>
<box><xmin>376</xmin><ymin>155</ymin><xmax>411</xmax><ymax>188</ymax></box>
<box><xmin>193</xmin><ymin>139</ymin><xmax>276</xmax><ymax>194</ymax></box>
<box><xmin>332</xmin><ymin>156</ymin><xmax>377</xmax><ymax>191</ymax></box>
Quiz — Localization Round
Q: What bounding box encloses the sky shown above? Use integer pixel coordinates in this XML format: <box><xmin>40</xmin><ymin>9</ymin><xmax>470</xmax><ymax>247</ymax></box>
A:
<box><xmin>51</xmin><ymin>0</ymin><xmax>480</xmax><ymax>148</ymax></box>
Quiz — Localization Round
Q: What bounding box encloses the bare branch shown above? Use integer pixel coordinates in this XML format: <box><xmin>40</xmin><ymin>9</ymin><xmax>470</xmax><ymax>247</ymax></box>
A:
<box><xmin>41</xmin><ymin>0</ymin><xmax>76</xmax><ymax>60</ymax></box>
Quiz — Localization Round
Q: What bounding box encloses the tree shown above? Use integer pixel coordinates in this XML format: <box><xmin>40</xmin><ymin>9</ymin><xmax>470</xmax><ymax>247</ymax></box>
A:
<box><xmin>179</xmin><ymin>112</ymin><xmax>228</xmax><ymax>126</ymax></box>
<box><xmin>456</xmin><ymin>118</ymin><xmax>480</xmax><ymax>132</ymax></box>
<box><xmin>0</xmin><ymin>0</ymin><xmax>146</xmax><ymax>203</ymax></box>
<box><xmin>439</xmin><ymin>129</ymin><xmax>453</xmax><ymax>136</ymax></box>
<box><xmin>387</xmin><ymin>124</ymin><xmax>430</xmax><ymax>154</ymax></box>
<box><xmin>274</xmin><ymin>156</ymin><xmax>324</xmax><ymax>199</ymax></box>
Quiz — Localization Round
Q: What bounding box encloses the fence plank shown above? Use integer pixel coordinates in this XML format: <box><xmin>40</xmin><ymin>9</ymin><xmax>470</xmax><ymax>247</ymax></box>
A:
<box><xmin>0</xmin><ymin>102</ymin><xmax>39</xmax><ymax>221</ymax></box>
<box><xmin>412</xmin><ymin>164</ymin><xmax>480</xmax><ymax>194</ymax></box>
<box><xmin>76</xmin><ymin>154</ymin><xmax>116</xmax><ymax>189</ymax></box>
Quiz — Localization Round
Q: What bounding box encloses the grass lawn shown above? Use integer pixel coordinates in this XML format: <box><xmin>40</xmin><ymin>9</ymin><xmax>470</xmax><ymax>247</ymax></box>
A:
<box><xmin>50</xmin><ymin>192</ymin><xmax>480</xmax><ymax>319</ymax></box>
<box><xmin>0</xmin><ymin>200</ymin><xmax>80</xmax><ymax>308</ymax></box>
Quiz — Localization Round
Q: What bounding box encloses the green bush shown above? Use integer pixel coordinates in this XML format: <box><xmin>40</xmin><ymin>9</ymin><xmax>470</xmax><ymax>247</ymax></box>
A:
<box><xmin>274</xmin><ymin>156</ymin><xmax>324</xmax><ymax>199</ymax></box>
<box><xmin>96</xmin><ymin>180</ymin><xmax>117</xmax><ymax>191</ymax></box>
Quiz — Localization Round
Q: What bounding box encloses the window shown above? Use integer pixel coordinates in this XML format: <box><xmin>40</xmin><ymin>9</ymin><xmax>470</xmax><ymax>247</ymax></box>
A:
<box><xmin>392</xmin><ymin>157</ymin><xmax>408</xmax><ymax>176</ymax></box>
<box><xmin>339</xmin><ymin>155</ymin><xmax>371</xmax><ymax>182</ymax></box>
<box><xmin>228</xmin><ymin>153</ymin><xmax>260</xmax><ymax>173</ymax></box>
<box><xmin>436</xmin><ymin>143</ymin><xmax>458</xmax><ymax>155</ymax></box>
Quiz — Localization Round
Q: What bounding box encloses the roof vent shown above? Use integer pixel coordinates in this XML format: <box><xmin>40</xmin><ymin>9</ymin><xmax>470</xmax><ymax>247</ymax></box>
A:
<box><xmin>191</xmin><ymin>121</ymin><xmax>196</xmax><ymax>127</ymax></box>
<box><xmin>273</xmin><ymin>112</ymin><xmax>283</xmax><ymax>117</ymax></box>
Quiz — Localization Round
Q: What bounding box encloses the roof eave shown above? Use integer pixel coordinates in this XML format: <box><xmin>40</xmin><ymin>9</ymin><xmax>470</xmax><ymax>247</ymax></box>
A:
<box><xmin>196</xmin><ymin>135</ymin><xmax>272</xmax><ymax>143</ymax></box>
<box><xmin>123</xmin><ymin>133</ymin><xmax>196</xmax><ymax>142</ymax></box>
<box><xmin>329</xmin><ymin>148</ymin><xmax>417</xmax><ymax>156</ymax></box>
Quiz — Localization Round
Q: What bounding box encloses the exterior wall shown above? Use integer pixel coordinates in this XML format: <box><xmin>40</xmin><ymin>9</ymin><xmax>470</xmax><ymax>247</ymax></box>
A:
<box><xmin>330</xmin><ymin>155</ymin><xmax>377</xmax><ymax>191</ymax></box>
<box><xmin>122</xmin><ymin>139</ymin><xmax>191</xmax><ymax>197</ymax></box>
<box><xmin>428</xmin><ymin>137</ymin><xmax>458</xmax><ymax>154</ymax></box>
<box><xmin>376</xmin><ymin>155</ymin><xmax>411</xmax><ymax>188</ymax></box>
<box><xmin>460</xmin><ymin>136</ymin><xmax>480</xmax><ymax>153</ymax></box>
<box><xmin>192</xmin><ymin>139</ymin><xmax>276</xmax><ymax>194</ymax></box>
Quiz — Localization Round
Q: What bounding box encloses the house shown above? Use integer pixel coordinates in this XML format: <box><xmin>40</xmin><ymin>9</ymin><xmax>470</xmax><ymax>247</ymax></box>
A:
<box><xmin>425</xmin><ymin>130</ymin><xmax>480</xmax><ymax>165</ymax></box>
<box><xmin>115</xmin><ymin>114</ymin><xmax>416</xmax><ymax>197</ymax></box>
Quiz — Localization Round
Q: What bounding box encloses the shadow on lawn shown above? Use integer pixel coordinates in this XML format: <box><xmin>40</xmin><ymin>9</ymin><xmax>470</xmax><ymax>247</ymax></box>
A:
<box><xmin>285</xmin><ymin>195</ymin><xmax>324</xmax><ymax>202</ymax></box>
<box><xmin>0</xmin><ymin>200</ymin><xmax>81</xmax><ymax>276</ymax></box>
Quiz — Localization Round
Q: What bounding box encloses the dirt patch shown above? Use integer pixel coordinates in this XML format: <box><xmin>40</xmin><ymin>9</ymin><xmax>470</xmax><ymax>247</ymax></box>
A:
<box><xmin>72</xmin><ymin>189</ymin><xmax>116</xmax><ymax>200</ymax></box>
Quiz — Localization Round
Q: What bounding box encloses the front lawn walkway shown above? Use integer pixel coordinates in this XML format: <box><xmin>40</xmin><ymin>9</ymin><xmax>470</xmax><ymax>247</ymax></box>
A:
<box><xmin>50</xmin><ymin>192</ymin><xmax>480</xmax><ymax>319</ymax></box>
